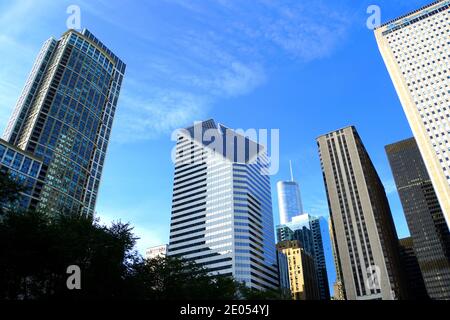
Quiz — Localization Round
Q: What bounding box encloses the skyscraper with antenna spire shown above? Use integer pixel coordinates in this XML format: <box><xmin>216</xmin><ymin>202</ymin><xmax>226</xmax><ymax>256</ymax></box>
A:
<box><xmin>275</xmin><ymin>161</ymin><xmax>333</xmax><ymax>299</ymax></box>
<box><xmin>289</xmin><ymin>160</ymin><xmax>294</xmax><ymax>181</ymax></box>
<box><xmin>277</xmin><ymin>161</ymin><xmax>303</xmax><ymax>224</ymax></box>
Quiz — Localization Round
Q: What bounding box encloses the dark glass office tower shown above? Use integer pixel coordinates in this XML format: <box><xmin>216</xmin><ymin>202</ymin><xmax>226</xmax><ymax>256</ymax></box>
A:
<box><xmin>398</xmin><ymin>237</ymin><xmax>428</xmax><ymax>300</ymax></box>
<box><xmin>3</xmin><ymin>29</ymin><xmax>125</xmax><ymax>217</ymax></box>
<box><xmin>386</xmin><ymin>137</ymin><xmax>450</xmax><ymax>300</ymax></box>
<box><xmin>310</xmin><ymin>216</ymin><xmax>332</xmax><ymax>300</ymax></box>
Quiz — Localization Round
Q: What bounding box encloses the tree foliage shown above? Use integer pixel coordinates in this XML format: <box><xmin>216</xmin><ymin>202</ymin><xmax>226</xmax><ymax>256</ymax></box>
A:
<box><xmin>128</xmin><ymin>256</ymin><xmax>239</xmax><ymax>300</ymax></box>
<box><xmin>0</xmin><ymin>210</ymin><xmax>139</xmax><ymax>299</ymax></box>
<box><xmin>0</xmin><ymin>171</ymin><xmax>26</xmax><ymax>213</ymax></box>
<box><xmin>0</xmin><ymin>172</ymin><xmax>287</xmax><ymax>300</ymax></box>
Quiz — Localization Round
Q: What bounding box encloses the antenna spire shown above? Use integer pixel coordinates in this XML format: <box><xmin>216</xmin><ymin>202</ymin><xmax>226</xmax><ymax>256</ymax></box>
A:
<box><xmin>289</xmin><ymin>160</ymin><xmax>294</xmax><ymax>182</ymax></box>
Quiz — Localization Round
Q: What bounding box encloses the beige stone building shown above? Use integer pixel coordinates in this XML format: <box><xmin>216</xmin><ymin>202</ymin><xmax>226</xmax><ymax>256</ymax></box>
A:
<box><xmin>276</xmin><ymin>240</ymin><xmax>319</xmax><ymax>300</ymax></box>
<box><xmin>317</xmin><ymin>126</ymin><xmax>405</xmax><ymax>300</ymax></box>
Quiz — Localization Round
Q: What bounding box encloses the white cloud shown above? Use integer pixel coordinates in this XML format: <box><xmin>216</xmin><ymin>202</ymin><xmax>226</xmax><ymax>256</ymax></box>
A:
<box><xmin>174</xmin><ymin>61</ymin><xmax>266</xmax><ymax>97</ymax></box>
<box><xmin>116</xmin><ymin>91</ymin><xmax>207</xmax><ymax>141</ymax></box>
<box><xmin>0</xmin><ymin>0</ymin><xmax>59</xmax><ymax>36</ymax></box>
<box><xmin>0</xmin><ymin>1</ymin><xmax>40</xmax><ymax>34</ymax></box>
<box><xmin>0</xmin><ymin>0</ymin><xmax>59</xmax><ymax>134</ymax></box>
<box><xmin>215</xmin><ymin>62</ymin><xmax>266</xmax><ymax>96</ymax></box>
<box><xmin>383</xmin><ymin>178</ymin><xmax>398</xmax><ymax>195</ymax></box>
<box><xmin>307</xmin><ymin>199</ymin><xmax>330</xmax><ymax>217</ymax></box>
<box><xmin>0</xmin><ymin>0</ymin><xmax>353</xmax><ymax>141</ymax></box>
<box><xmin>112</xmin><ymin>82</ymin><xmax>210</xmax><ymax>143</ymax></box>
<box><xmin>258</xmin><ymin>1</ymin><xmax>351</xmax><ymax>61</ymax></box>
<box><xmin>80</xmin><ymin>0</ymin><xmax>352</xmax><ymax>142</ymax></box>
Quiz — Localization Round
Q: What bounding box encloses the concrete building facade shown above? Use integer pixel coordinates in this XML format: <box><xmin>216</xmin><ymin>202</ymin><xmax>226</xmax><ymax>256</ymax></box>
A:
<box><xmin>317</xmin><ymin>126</ymin><xmax>405</xmax><ymax>300</ymax></box>
<box><xmin>375</xmin><ymin>0</ymin><xmax>450</xmax><ymax>228</ymax></box>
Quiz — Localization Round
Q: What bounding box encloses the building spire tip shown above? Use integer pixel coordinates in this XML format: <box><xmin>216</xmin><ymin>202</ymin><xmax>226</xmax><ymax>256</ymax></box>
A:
<box><xmin>289</xmin><ymin>160</ymin><xmax>294</xmax><ymax>182</ymax></box>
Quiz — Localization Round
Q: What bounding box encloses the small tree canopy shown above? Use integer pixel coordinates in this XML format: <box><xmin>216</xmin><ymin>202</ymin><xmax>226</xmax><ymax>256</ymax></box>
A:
<box><xmin>0</xmin><ymin>171</ymin><xmax>26</xmax><ymax>213</ymax></box>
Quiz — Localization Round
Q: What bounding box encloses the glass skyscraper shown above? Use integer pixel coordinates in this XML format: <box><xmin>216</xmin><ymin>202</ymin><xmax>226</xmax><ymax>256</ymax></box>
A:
<box><xmin>277</xmin><ymin>180</ymin><xmax>303</xmax><ymax>225</ymax></box>
<box><xmin>276</xmin><ymin>213</ymin><xmax>332</xmax><ymax>300</ymax></box>
<box><xmin>386</xmin><ymin>137</ymin><xmax>450</xmax><ymax>299</ymax></box>
<box><xmin>3</xmin><ymin>29</ymin><xmax>125</xmax><ymax>217</ymax></box>
<box><xmin>310</xmin><ymin>215</ymin><xmax>334</xmax><ymax>300</ymax></box>
<box><xmin>398</xmin><ymin>237</ymin><xmax>429</xmax><ymax>300</ymax></box>
<box><xmin>0</xmin><ymin>139</ymin><xmax>44</xmax><ymax>210</ymax></box>
<box><xmin>375</xmin><ymin>0</ymin><xmax>450</xmax><ymax>228</ymax></box>
<box><xmin>277</xmin><ymin>215</ymin><xmax>315</xmax><ymax>256</ymax></box>
<box><xmin>167</xmin><ymin>119</ymin><xmax>279</xmax><ymax>291</ymax></box>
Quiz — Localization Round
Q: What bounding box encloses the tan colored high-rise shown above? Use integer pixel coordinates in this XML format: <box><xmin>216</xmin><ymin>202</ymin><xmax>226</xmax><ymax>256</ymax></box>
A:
<box><xmin>374</xmin><ymin>0</ymin><xmax>450</xmax><ymax>229</ymax></box>
<box><xmin>317</xmin><ymin>126</ymin><xmax>406</xmax><ymax>300</ymax></box>
<box><xmin>276</xmin><ymin>240</ymin><xmax>320</xmax><ymax>300</ymax></box>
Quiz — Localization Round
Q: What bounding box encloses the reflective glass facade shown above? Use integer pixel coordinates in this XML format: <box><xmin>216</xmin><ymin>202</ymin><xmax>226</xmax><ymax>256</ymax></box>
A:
<box><xmin>276</xmin><ymin>180</ymin><xmax>303</xmax><ymax>224</ymax></box>
<box><xmin>386</xmin><ymin>137</ymin><xmax>450</xmax><ymax>299</ymax></box>
<box><xmin>310</xmin><ymin>215</ymin><xmax>334</xmax><ymax>300</ymax></box>
<box><xmin>276</xmin><ymin>213</ymin><xmax>332</xmax><ymax>300</ymax></box>
<box><xmin>168</xmin><ymin>119</ymin><xmax>279</xmax><ymax>291</ymax></box>
<box><xmin>398</xmin><ymin>237</ymin><xmax>429</xmax><ymax>300</ymax></box>
<box><xmin>0</xmin><ymin>139</ymin><xmax>44</xmax><ymax>210</ymax></box>
<box><xmin>3</xmin><ymin>29</ymin><xmax>125</xmax><ymax>217</ymax></box>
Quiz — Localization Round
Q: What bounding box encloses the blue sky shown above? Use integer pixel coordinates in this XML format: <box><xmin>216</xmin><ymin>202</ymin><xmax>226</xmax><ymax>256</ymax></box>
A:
<box><xmin>0</xmin><ymin>0</ymin><xmax>432</xmax><ymax>290</ymax></box>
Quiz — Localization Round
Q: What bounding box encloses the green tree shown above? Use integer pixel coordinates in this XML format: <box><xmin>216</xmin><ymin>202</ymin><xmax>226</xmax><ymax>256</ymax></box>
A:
<box><xmin>238</xmin><ymin>282</ymin><xmax>291</xmax><ymax>300</ymax></box>
<box><xmin>0</xmin><ymin>210</ymin><xmax>140</xmax><ymax>299</ymax></box>
<box><xmin>0</xmin><ymin>206</ymin><xmax>242</xmax><ymax>300</ymax></box>
<box><xmin>128</xmin><ymin>256</ymin><xmax>239</xmax><ymax>300</ymax></box>
<box><xmin>0</xmin><ymin>172</ymin><xmax>288</xmax><ymax>300</ymax></box>
<box><xmin>0</xmin><ymin>171</ymin><xmax>25</xmax><ymax>213</ymax></box>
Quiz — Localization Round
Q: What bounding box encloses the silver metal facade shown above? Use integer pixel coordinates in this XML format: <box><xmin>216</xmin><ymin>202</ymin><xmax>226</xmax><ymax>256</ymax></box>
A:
<box><xmin>168</xmin><ymin>120</ymin><xmax>279</xmax><ymax>291</ymax></box>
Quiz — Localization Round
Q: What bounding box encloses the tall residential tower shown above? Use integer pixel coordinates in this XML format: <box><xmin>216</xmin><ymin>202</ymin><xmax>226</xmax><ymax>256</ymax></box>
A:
<box><xmin>375</xmin><ymin>0</ymin><xmax>450</xmax><ymax>228</ymax></box>
<box><xmin>2</xmin><ymin>29</ymin><xmax>125</xmax><ymax>217</ymax></box>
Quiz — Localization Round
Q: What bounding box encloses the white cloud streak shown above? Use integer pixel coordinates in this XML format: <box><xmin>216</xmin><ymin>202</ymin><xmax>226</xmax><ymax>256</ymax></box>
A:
<box><xmin>383</xmin><ymin>178</ymin><xmax>398</xmax><ymax>195</ymax></box>
<box><xmin>114</xmin><ymin>86</ymin><xmax>209</xmax><ymax>142</ymax></box>
<box><xmin>0</xmin><ymin>0</ymin><xmax>60</xmax><ymax>133</ymax></box>
<box><xmin>0</xmin><ymin>0</ymin><xmax>354</xmax><ymax>141</ymax></box>
<box><xmin>78</xmin><ymin>0</ymin><xmax>353</xmax><ymax>142</ymax></box>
